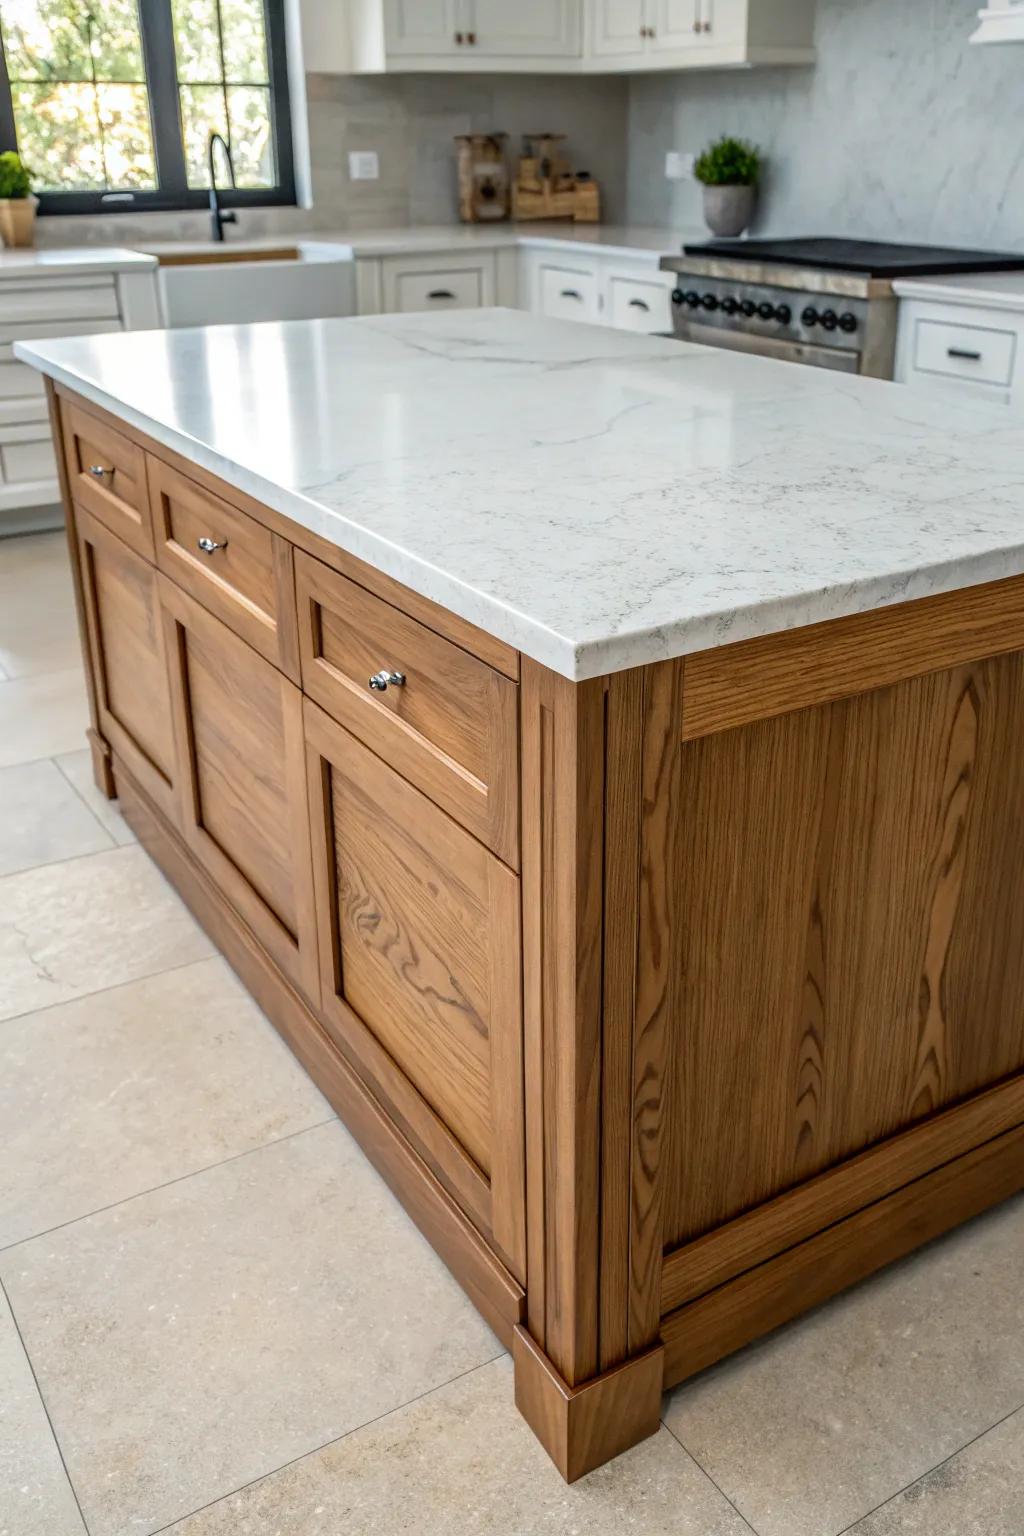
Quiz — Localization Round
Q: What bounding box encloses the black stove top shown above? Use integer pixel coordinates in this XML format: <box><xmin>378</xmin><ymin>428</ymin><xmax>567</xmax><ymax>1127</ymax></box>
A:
<box><xmin>681</xmin><ymin>237</ymin><xmax>1024</xmax><ymax>279</ymax></box>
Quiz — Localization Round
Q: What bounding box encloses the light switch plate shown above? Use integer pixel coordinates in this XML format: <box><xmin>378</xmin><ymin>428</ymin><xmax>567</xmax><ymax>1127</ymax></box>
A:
<box><xmin>348</xmin><ymin>150</ymin><xmax>380</xmax><ymax>181</ymax></box>
<box><xmin>665</xmin><ymin>150</ymin><xmax>696</xmax><ymax>181</ymax></box>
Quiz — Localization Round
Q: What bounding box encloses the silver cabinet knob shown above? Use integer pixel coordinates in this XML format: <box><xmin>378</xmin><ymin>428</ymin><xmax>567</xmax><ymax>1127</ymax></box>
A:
<box><xmin>88</xmin><ymin>464</ymin><xmax>112</xmax><ymax>478</ymax></box>
<box><xmin>368</xmin><ymin>670</ymin><xmax>405</xmax><ymax>692</ymax></box>
<box><xmin>197</xmin><ymin>536</ymin><xmax>227</xmax><ymax>554</ymax></box>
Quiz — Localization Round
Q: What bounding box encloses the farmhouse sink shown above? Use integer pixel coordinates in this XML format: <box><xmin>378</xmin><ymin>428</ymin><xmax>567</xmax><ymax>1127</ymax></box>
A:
<box><xmin>156</xmin><ymin>241</ymin><xmax>356</xmax><ymax>328</ymax></box>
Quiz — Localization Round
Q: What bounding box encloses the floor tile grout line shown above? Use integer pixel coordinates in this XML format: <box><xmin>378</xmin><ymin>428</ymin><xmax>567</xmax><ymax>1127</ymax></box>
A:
<box><xmin>0</xmin><ymin>1272</ymin><xmax>92</xmax><ymax>1536</ymax></box>
<box><xmin>831</xmin><ymin>1398</ymin><xmax>1024</xmax><ymax>1536</ymax></box>
<box><xmin>52</xmin><ymin>751</ymin><xmax>126</xmax><ymax>848</ymax></box>
<box><xmin>145</xmin><ymin>1351</ymin><xmax>510</xmax><ymax>1536</ymax></box>
<box><xmin>0</xmin><ymin>1115</ymin><xmax>339</xmax><ymax>1258</ymax></box>
<box><xmin>0</xmin><ymin>950</ymin><xmax>219</xmax><ymax>1031</ymax></box>
<box><xmin>659</xmin><ymin>1417</ymin><xmax>762</xmax><ymax>1535</ymax></box>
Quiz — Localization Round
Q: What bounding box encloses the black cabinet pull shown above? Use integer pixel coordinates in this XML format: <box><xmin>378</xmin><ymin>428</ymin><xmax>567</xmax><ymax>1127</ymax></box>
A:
<box><xmin>427</xmin><ymin>289</ymin><xmax>456</xmax><ymax>299</ymax></box>
<box><xmin>628</xmin><ymin>298</ymin><xmax>651</xmax><ymax>311</ymax></box>
<box><xmin>947</xmin><ymin>346</ymin><xmax>982</xmax><ymax>361</ymax></box>
<box><xmin>560</xmin><ymin>288</ymin><xmax>583</xmax><ymax>300</ymax></box>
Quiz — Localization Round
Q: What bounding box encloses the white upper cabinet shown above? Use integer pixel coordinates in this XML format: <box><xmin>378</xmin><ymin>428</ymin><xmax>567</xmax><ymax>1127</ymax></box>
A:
<box><xmin>341</xmin><ymin>0</ymin><xmax>813</xmax><ymax>71</ymax></box>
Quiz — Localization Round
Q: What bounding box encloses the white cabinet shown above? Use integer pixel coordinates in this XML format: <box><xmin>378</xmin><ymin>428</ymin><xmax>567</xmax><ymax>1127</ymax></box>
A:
<box><xmin>538</xmin><ymin>261</ymin><xmax>602</xmax><ymax>322</ymax></box>
<box><xmin>356</xmin><ymin>248</ymin><xmax>518</xmax><ymax>315</ymax></box>
<box><xmin>382</xmin><ymin>0</ymin><xmax>460</xmax><ymax>54</ymax></box>
<box><xmin>584</xmin><ymin>0</ymin><xmax>815</xmax><ymax>69</ymax></box>
<box><xmin>470</xmin><ymin>0</ymin><xmax>580</xmax><ymax>54</ymax></box>
<box><xmin>895</xmin><ymin>293</ymin><xmax>1024</xmax><ymax>409</ymax></box>
<box><xmin>351</xmin><ymin>0</ymin><xmax>581</xmax><ymax>69</ymax></box>
<box><xmin>606</xmin><ymin>269</ymin><xmax>673</xmax><ymax>333</ymax></box>
<box><xmin>520</xmin><ymin>245</ymin><xmax>675</xmax><ymax>333</ymax></box>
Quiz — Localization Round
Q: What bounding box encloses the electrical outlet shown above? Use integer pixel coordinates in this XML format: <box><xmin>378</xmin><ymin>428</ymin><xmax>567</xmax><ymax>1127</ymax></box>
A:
<box><xmin>348</xmin><ymin>150</ymin><xmax>380</xmax><ymax>181</ymax></box>
<box><xmin>665</xmin><ymin>150</ymin><xmax>696</xmax><ymax>181</ymax></box>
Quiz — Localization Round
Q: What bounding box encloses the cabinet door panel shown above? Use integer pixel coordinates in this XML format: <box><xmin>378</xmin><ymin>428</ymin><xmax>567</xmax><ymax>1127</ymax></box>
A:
<box><xmin>383</xmin><ymin>0</ymin><xmax>460</xmax><ymax>53</ymax></box>
<box><xmin>306</xmin><ymin>698</ymin><xmax>525</xmax><ymax>1278</ymax></box>
<box><xmin>590</xmin><ymin>0</ymin><xmax>647</xmax><ymax>56</ymax></box>
<box><xmin>76</xmin><ymin>504</ymin><xmax>177</xmax><ymax>823</ymax></box>
<box><xmin>469</xmin><ymin>0</ymin><xmax>580</xmax><ymax>55</ymax></box>
<box><xmin>161</xmin><ymin>575</ymin><xmax>319</xmax><ymax>1003</ymax></box>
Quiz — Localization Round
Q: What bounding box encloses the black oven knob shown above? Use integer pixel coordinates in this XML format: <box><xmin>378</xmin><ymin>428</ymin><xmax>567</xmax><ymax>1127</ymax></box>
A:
<box><xmin>757</xmin><ymin>301</ymin><xmax>775</xmax><ymax>320</ymax></box>
<box><xmin>820</xmin><ymin>308</ymin><xmax>839</xmax><ymax>331</ymax></box>
<box><xmin>774</xmin><ymin>303</ymin><xmax>792</xmax><ymax>325</ymax></box>
<box><xmin>801</xmin><ymin>305</ymin><xmax>820</xmax><ymax>327</ymax></box>
<box><xmin>720</xmin><ymin>296</ymin><xmax>738</xmax><ymax>315</ymax></box>
<box><xmin>671</xmin><ymin>287</ymin><xmax>685</xmax><ymax>306</ymax></box>
<box><xmin>684</xmin><ymin>290</ymin><xmax>701</xmax><ymax>308</ymax></box>
<box><xmin>838</xmin><ymin>311</ymin><xmax>858</xmax><ymax>333</ymax></box>
<box><xmin>700</xmin><ymin>292</ymin><xmax>720</xmax><ymax>311</ymax></box>
<box><xmin>739</xmin><ymin>299</ymin><xmax>756</xmax><ymax>318</ymax></box>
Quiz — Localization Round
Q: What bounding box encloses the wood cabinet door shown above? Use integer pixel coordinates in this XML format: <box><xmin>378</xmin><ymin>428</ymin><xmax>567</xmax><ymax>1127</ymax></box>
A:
<box><xmin>159</xmin><ymin>575</ymin><xmax>320</xmax><ymax>1004</ymax></box>
<box><xmin>75</xmin><ymin>504</ymin><xmax>178</xmax><ymax>824</ymax></box>
<box><xmin>305</xmin><ymin>698</ymin><xmax>525</xmax><ymax>1281</ymax></box>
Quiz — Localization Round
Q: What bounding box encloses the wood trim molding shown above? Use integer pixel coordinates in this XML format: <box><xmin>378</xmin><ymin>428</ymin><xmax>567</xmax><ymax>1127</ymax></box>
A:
<box><xmin>512</xmin><ymin>1325</ymin><xmax>663</xmax><ymax>1484</ymax></box>
<box><xmin>681</xmin><ymin>571</ymin><xmax>1024</xmax><ymax>741</ymax></box>
<box><xmin>112</xmin><ymin>755</ymin><xmax>526</xmax><ymax>1349</ymax></box>
<box><xmin>661</xmin><ymin>1071</ymin><xmax>1024</xmax><ymax>1314</ymax></box>
<box><xmin>661</xmin><ymin>1120</ymin><xmax>1024</xmax><ymax>1388</ymax></box>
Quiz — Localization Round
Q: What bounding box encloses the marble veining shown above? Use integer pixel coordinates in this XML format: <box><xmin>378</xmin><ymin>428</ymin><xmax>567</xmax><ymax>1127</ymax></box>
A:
<box><xmin>18</xmin><ymin>308</ymin><xmax>1024</xmax><ymax>681</ymax></box>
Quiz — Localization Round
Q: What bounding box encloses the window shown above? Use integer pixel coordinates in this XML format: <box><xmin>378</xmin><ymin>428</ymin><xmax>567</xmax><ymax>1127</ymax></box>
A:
<box><xmin>0</xmin><ymin>0</ymin><xmax>295</xmax><ymax>214</ymax></box>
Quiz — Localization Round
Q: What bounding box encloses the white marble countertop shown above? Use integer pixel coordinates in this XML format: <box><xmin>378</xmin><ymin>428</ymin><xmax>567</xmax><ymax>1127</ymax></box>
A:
<box><xmin>0</xmin><ymin>246</ymin><xmax>156</xmax><ymax>278</ymax></box>
<box><xmin>893</xmin><ymin>271</ymin><xmax>1024</xmax><ymax>314</ymax></box>
<box><xmin>18</xmin><ymin>308</ymin><xmax>1024</xmax><ymax>681</ymax></box>
<box><xmin>130</xmin><ymin>223</ymin><xmax>692</xmax><ymax>265</ymax></box>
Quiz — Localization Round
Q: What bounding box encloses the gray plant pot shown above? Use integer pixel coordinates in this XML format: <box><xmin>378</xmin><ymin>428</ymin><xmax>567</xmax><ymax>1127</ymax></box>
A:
<box><xmin>701</xmin><ymin>183</ymin><xmax>756</xmax><ymax>238</ymax></box>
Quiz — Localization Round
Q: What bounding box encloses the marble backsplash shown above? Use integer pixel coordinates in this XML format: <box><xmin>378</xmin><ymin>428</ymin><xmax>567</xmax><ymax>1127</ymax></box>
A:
<box><xmin>35</xmin><ymin>72</ymin><xmax>629</xmax><ymax>248</ymax></box>
<box><xmin>626</xmin><ymin>0</ymin><xmax>1024</xmax><ymax>250</ymax></box>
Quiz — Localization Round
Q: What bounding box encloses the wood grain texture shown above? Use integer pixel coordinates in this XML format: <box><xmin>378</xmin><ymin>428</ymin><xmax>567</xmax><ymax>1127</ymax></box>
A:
<box><xmin>304</xmin><ymin>698</ymin><xmax>525</xmax><ymax>1272</ymax></box>
<box><xmin>512</xmin><ymin>1325</ymin><xmax>663</xmax><ymax>1484</ymax></box>
<box><xmin>160</xmin><ymin>574</ymin><xmax>320</xmax><ymax>1004</ymax></box>
<box><xmin>111</xmin><ymin>757</ymin><xmax>525</xmax><ymax>1348</ymax></box>
<box><xmin>661</xmin><ymin>651</ymin><xmax>1024</xmax><ymax>1250</ymax></box>
<box><xmin>662</xmin><ymin>1071</ymin><xmax>1024</xmax><ymax>1312</ymax></box>
<box><xmin>150</xmin><ymin>455</ymin><xmax>300</xmax><ymax>680</ymax></box>
<box><xmin>296</xmin><ymin>551</ymin><xmax>518</xmax><ymax>868</ymax></box>
<box><xmin>61</xmin><ymin>395</ymin><xmax>153</xmax><ymax>558</ymax></box>
<box><xmin>681</xmin><ymin>571</ymin><xmax>1024</xmax><ymax>740</ymax></box>
<box><xmin>662</xmin><ymin>1121</ymin><xmax>1024</xmax><ymax>1388</ymax></box>
<box><xmin>74</xmin><ymin>503</ymin><xmax>177</xmax><ymax>824</ymax></box>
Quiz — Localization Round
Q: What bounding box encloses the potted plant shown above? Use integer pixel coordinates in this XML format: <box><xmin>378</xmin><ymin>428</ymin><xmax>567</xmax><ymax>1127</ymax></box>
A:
<box><xmin>694</xmin><ymin>136</ymin><xmax>761</xmax><ymax>238</ymax></box>
<box><xmin>0</xmin><ymin>152</ymin><xmax>38</xmax><ymax>248</ymax></box>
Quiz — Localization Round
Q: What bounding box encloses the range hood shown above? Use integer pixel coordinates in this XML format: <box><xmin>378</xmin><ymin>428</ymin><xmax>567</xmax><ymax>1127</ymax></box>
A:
<box><xmin>970</xmin><ymin>1</ymin><xmax>1024</xmax><ymax>43</ymax></box>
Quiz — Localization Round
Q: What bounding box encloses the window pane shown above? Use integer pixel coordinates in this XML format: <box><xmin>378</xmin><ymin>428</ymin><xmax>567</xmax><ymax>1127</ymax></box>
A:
<box><xmin>227</xmin><ymin>85</ymin><xmax>273</xmax><ymax>186</ymax></box>
<box><xmin>0</xmin><ymin>0</ymin><xmax>146</xmax><ymax>82</ymax></box>
<box><xmin>11</xmin><ymin>80</ymin><xmax>156</xmax><ymax>191</ymax></box>
<box><xmin>170</xmin><ymin>0</ymin><xmax>222</xmax><ymax>84</ymax></box>
<box><xmin>221</xmin><ymin>0</ymin><xmax>269</xmax><ymax>83</ymax></box>
<box><xmin>178</xmin><ymin>83</ymin><xmax>228</xmax><ymax>187</ymax></box>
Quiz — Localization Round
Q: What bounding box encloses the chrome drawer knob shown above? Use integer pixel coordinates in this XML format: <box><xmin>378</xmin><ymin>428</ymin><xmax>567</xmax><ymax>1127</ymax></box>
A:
<box><xmin>88</xmin><ymin>463</ymin><xmax>112</xmax><ymax>478</ymax></box>
<box><xmin>368</xmin><ymin>670</ymin><xmax>405</xmax><ymax>692</ymax></box>
<box><xmin>197</xmin><ymin>536</ymin><xmax>227</xmax><ymax>554</ymax></box>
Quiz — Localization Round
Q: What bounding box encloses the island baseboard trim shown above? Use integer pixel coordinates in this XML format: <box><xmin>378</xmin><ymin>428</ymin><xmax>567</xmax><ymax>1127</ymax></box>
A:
<box><xmin>661</xmin><ymin>1071</ymin><xmax>1024</xmax><ymax>1313</ymax></box>
<box><xmin>112</xmin><ymin>756</ymin><xmax>527</xmax><ymax>1350</ymax></box>
<box><xmin>512</xmin><ymin>1325</ymin><xmax>664</xmax><ymax>1484</ymax></box>
<box><xmin>661</xmin><ymin>1120</ymin><xmax>1024</xmax><ymax>1389</ymax></box>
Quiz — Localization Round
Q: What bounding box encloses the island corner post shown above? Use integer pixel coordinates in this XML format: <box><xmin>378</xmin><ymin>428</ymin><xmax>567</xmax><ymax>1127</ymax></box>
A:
<box><xmin>42</xmin><ymin>374</ymin><xmax>1024</xmax><ymax>1483</ymax></box>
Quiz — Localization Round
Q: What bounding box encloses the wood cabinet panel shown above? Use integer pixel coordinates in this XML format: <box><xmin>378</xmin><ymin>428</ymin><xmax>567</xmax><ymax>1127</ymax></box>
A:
<box><xmin>75</xmin><ymin>504</ymin><xmax>177</xmax><ymax>822</ymax></box>
<box><xmin>661</xmin><ymin>650</ymin><xmax>1024</xmax><ymax>1248</ymax></box>
<box><xmin>296</xmin><ymin>551</ymin><xmax>518</xmax><ymax>867</ymax></box>
<box><xmin>150</xmin><ymin>455</ymin><xmax>300</xmax><ymax>679</ymax></box>
<box><xmin>305</xmin><ymin>698</ymin><xmax>525</xmax><ymax>1276</ymax></box>
<box><xmin>160</xmin><ymin>575</ymin><xmax>319</xmax><ymax>1003</ymax></box>
<box><xmin>62</xmin><ymin>398</ymin><xmax>152</xmax><ymax>558</ymax></box>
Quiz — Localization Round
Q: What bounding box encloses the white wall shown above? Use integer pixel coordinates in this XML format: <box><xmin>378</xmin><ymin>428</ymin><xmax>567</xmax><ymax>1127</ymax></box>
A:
<box><xmin>626</xmin><ymin>0</ymin><xmax>1024</xmax><ymax>249</ymax></box>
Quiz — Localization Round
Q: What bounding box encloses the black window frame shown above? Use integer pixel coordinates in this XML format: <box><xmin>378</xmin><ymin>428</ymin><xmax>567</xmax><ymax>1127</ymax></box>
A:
<box><xmin>0</xmin><ymin>0</ymin><xmax>295</xmax><ymax>216</ymax></box>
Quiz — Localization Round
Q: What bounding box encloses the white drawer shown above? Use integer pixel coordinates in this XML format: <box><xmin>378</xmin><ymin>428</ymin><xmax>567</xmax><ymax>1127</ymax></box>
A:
<box><xmin>0</xmin><ymin>278</ymin><xmax>120</xmax><ymax>326</ymax></box>
<box><xmin>912</xmin><ymin>317</ymin><xmax>1016</xmax><ymax>387</ymax></box>
<box><xmin>0</xmin><ymin>357</ymin><xmax>44</xmax><ymax>399</ymax></box>
<box><xmin>0</xmin><ymin>431</ymin><xmax>55</xmax><ymax>486</ymax></box>
<box><xmin>608</xmin><ymin>273</ymin><xmax>672</xmax><ymax>333</ymax></box>
<box><xmin>539</xmin><ymin>263</ymin><xmax>599</xmax><ymax>322</ymax></box>
<box><xmin>380</xmin><ymin>252</ymin><xmax>496</xmax><ymax>314</ymax></box>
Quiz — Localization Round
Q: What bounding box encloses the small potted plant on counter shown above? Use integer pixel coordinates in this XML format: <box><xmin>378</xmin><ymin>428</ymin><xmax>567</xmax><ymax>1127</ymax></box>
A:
<box><xmin>694</xmin><ymin>136</ymin><xmax>761</xmax><ymax>238</ymax></box>
<box><xmin>0</xmin><ymin>151</ymin><xmax>38</xmax><ymax>248</ymax></box>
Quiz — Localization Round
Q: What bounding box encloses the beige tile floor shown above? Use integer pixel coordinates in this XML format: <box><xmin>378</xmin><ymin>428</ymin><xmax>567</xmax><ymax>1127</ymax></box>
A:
<box><xmin>2</xmin><ymin>529</ymin><xmax>1023</xmax><ymax>1536</ymax></box>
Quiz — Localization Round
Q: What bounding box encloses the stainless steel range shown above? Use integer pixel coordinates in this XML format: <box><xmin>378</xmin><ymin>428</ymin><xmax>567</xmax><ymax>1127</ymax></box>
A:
<box><xmin>659</xmin><ymin>238</ymin><xmax>1024</xmax><ymax>378</ymax></box>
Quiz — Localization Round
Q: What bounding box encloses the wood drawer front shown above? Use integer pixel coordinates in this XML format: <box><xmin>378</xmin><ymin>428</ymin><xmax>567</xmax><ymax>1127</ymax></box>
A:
<box><xmin>912</xmin><ymin>316</ymin><xmax>1017</xmax><ymax>387</ymax></box>
<box><xmin>305</xmin><ymin>699</ymin><xmax>525</xmax><ymax>1278</ymax></box>
<box><xmin>160</xmin><ymin>575</ymin><xmax>319</xmax><ymax>1002</ymax></box>
<box><xmin>62</xmin><ymin>398</ymin><xmax>152</xmax><ymax>558</ymax></box>
<box><xmin>150</xmin><ymin>456</ymin><xmax>299</xmax><ymax>679</ymax></box>
<box><xmin>296</xmin><ymin>552</ymin><xmax>518</xmax><ymax>868</ymax></box>
<box><xmin>75</xmin><ymin>504</ymin><xmax>177</xmax><ymax>824</ymax></box>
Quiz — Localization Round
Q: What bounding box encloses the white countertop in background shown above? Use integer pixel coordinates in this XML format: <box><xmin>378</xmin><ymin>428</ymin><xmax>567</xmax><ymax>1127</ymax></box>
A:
<box><xmin>0</xmin><ymin>246</ymin><xmax>156</xmax><ymax>279</ymax></box>
<box><xmin>19</xmin><ymin>307</ymin><xmax>1024</xmax><ymax>680</ymax></box>
<box><xmin>893</xmin><ymin>271</ymin><xmax>1024</xmax><ymax>313</ymax></box>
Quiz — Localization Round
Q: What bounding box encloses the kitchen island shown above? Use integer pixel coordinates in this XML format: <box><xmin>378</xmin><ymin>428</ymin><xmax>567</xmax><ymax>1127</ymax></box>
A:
<box><xmin>18</xmin><ymin>310</ymin><xmax>1024</xmax><ymax>1481</ymax></box>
